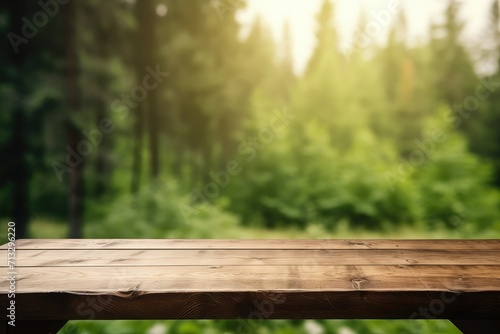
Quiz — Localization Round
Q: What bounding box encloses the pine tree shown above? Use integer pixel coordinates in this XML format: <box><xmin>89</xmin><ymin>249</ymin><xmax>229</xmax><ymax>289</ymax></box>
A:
<box><xmin>430</xmin><ymin>0</ymin><xmax>477</xmax><ymax>105</ymax></box>
<box><xmin>275</xmin><ymin>20</ymin><xmax>295</xmax><ymax>102</ymax></box>
<box><xmin>64</xmin><ymin>0</ymin><xmax>84</xmax><ymax>238</ymax></box>
<box><xmin>465</xmin><ymin>0</ymin><xmax>500</xmax><ymax>186</ymax></box>
<box><xmin>306</xmin><ymin>0</ymin><xmax>338</xmax><ymax>76</ymax></box>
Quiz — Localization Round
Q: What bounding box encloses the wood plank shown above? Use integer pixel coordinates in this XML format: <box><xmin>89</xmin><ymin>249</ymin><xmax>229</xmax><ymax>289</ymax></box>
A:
<box><xmin>1</xmin><ymin>291</ymin><xmax>499</xmax><ymax>320</ymax></box>
<box><xmin>3</xmin><ymin>249</ymin><xmax>499</xmax><ymax>267</ymax></box>
<box><xmin>1</xmin><ymin>265</ymin><xmax>499</xmax><ymax>293</ymax></box>
<box><xmin>1</xmin><ymin>239</ymin><xmax>499</xmax><ymax>322</ymax></box>
<box><xmin>3</xmin><ymin>239</ymin><xmax>500</xmax><ymax>250</ymax></box>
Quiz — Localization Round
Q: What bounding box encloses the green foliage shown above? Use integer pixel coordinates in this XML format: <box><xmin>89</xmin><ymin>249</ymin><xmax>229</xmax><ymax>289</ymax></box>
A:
<box><xmin>228</xmin><ymin>103</ymin><xmax>416</xmax><ymax>228</ymax></box>
<box><xmin>85</xmin><ymin>181</ymin><xmax>239</xmax><ymax>239</ymax></box>
<box><xmin>228</xmin><ymin>96</ymin><xmax>500</xmax><ymax>231</ymax></box>
<box><xmin>411</xmin><ymin>110</ymin><xmax>500</xmax><ymax>229</ymax></box>
<box><xmin>61</xmin><ymin>319</ymin><xmax>462</xmax><ymax>334</ymax></box>
<box><xmin>2</xmin><ymin>0</ymin><xmax>500</xmax><ymax>333</ymax></box>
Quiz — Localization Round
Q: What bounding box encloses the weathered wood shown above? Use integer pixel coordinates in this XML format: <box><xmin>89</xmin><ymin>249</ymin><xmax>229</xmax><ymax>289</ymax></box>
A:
<box><xmin>0</xmin><ymin>239</ymin><xmax>499</xmax><ymax>325</ymax></box>
<box><xmin>4</xmin><ymin>249</ymin><xmax>500</xmax><ymax>267</ymax></box>
<box><xmin>2</xmin><ymin>265</ymin><xmax>500</xmax><ymax>293</ymax></box>
<box><xmin>3</xmin><ymin>291</ymin><xmax>499</xmax><ymax>320</ymax></box>
<box><xmin>3</xmin><ymin>238</ymin><xmax>500</xmax><ymax>250</ymax></box>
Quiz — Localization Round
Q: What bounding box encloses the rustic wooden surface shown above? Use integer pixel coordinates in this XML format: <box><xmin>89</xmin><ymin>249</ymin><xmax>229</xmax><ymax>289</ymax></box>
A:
<box><xmin>0</xmin><ymin>239</ymin><xmax>499</xmax><ymax>322</ymax></box>
<box><xmin>4</xmin><ymin>238</ymin><xmax>500</xmax><ymax>250</ymax></box>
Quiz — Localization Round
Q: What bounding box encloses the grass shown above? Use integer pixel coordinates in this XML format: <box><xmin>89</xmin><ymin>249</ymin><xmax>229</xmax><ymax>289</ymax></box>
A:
<box><xmin>8</xmin><ymin>217</ymin><xmax>497</xmax><ymax>240</ymax></box>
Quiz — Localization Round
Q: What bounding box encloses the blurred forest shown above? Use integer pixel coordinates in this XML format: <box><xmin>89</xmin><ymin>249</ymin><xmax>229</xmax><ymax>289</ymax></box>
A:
<box><xmin>1</xmin><ymin>0</ymin><xmax>500</xmax><ymax>333</ymax></box>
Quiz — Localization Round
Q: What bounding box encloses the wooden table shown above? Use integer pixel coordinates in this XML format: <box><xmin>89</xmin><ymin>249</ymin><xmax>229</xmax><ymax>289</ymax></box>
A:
<box><xmin>1</xmin><ymin>239</ymin><xmax>500</xmax><ymax>334</ymax></box>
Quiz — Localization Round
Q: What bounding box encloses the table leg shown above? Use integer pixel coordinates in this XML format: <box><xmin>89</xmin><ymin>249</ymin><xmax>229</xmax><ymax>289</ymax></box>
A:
<box><xmin>450</xmin><ymin>319</ymin><xmax>500</xmax><ymax>334</ymax></box>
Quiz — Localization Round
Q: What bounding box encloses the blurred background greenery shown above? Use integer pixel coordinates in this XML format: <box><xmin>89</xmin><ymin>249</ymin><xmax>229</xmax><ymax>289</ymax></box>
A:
<box><xmin>1</xmin><ymin>0</ymin><xmax>500</xmax><ymax>333</ymax></box>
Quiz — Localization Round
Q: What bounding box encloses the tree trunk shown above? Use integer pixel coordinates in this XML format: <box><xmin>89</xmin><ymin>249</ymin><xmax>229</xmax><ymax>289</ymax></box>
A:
<box><xmin>136</xmin><ymin>0</ymin><xmax>160</xmax><ymax>182</ymax></box>
<box><xmin>148</xmin><ymin>91</ymin><xmax>160</xmax><ymax>179</ymax></box>
<box><xmin>64</xmin><ymin>0</ymin><xmax>84</xmax><ymax>238</ymax></box>
<box><xmin>94</xmin><ymin>106</ymin><xmax>107</xmax><ymax>197</ymax></box>
<box><xmin>11</xmin><ymin>109</ymin><xmax>29</xmax><ymax>239</ymax></box>
<box><xmin>131</xmin><ymin>100</ymin><xmax>145</xmax><ymax>193</ymax></box>
<box><xmin>9</xmin><ymin>2</ymin><xmax>30</xmax><ymax>239</ymax></box>
<box><xmin>132</xmin><ymin>0</ymin><xmax>159</xmax><ymax>191</ymax></box>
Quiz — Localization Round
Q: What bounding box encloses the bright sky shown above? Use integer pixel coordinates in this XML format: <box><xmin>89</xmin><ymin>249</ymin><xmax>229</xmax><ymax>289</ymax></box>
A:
<box><xmin>238</xmin><ymin>0</ymin><xmax>494</xmax><ymax>74</ymax></box>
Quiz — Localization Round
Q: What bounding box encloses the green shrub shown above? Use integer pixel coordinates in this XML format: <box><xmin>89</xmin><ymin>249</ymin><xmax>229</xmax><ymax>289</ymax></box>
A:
<box><xmin>411</xmin><ymin>111</ymin><xmax>500</xmax><ymax>229</ymax></box>
<box><xmin>226</xmin><ymin>104</ymin><xmax>500</xmax><ymax>232</ymax></box>
<box><xmin>227</xmin><ymin>118</ymin><xmax>416</xmax><ymax>229</ymax></box>
<box><xmin>84</xmin><ymin>180</ymin><xmax>239</xmax><ymax>239</ymax></box>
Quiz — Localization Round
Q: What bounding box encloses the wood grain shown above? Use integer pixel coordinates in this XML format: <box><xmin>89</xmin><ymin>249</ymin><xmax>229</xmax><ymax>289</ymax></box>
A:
<box><xmin>2</xmin><ymin>291</ymin><xmax>499</xmax><ymax>320</ymax></box>
<box><xmin>3</xmin><ymin>238</ymin><xmax>500</xmax><ymax>250</ymax></box>
<box><xmin>1</xmin><ymin>265</ymin><xmax>499</xmax><ymax>293</ymax></box>
<box><xmin>2</xmin><ymin>249</ymin><xmax>500</xmax><ymax>267</ymax></box>
<box><xmin>0</xmin><ymin>239</ymin><xmax>499</xmax><ymax>321</ymax></box>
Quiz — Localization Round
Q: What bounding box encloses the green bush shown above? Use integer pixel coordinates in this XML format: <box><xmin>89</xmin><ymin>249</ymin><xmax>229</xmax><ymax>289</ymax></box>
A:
<box><xmin>84</xmin><ymin>180</ymin><xmax>239</xmax><ymax>239</ymax></box>
<box><xmin>227</xmin><ymin>116</ymin><xmax>417</xmax><ymax>229</ymax></box>
<box><xmin>411</xmin><ymin>113</ymin><xmax>500</xmax><ymax>229</ymax></box>
<box><xmin>62</xmin><ymin>319</ymin><xmax>462</xmax><ymax>334</ymax></box>
<box><xmin>226</xmin><ymin>104</ymin><xmax>500</xmax><ymax>231</ymax></box>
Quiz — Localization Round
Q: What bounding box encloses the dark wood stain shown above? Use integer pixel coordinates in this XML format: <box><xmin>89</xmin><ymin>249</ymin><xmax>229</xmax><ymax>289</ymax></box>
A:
<box><xmin>0</xmin><ymin>239</ymin><xmax>499</xmax><ymax>322</ymax></box>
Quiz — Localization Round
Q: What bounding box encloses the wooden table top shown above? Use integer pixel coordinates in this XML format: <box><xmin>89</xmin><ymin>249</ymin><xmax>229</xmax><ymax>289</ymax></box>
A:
<box><xmin>1</xmin><ymin>239</ymin><xmax>500</xmax><ymax>320</ymax></box>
